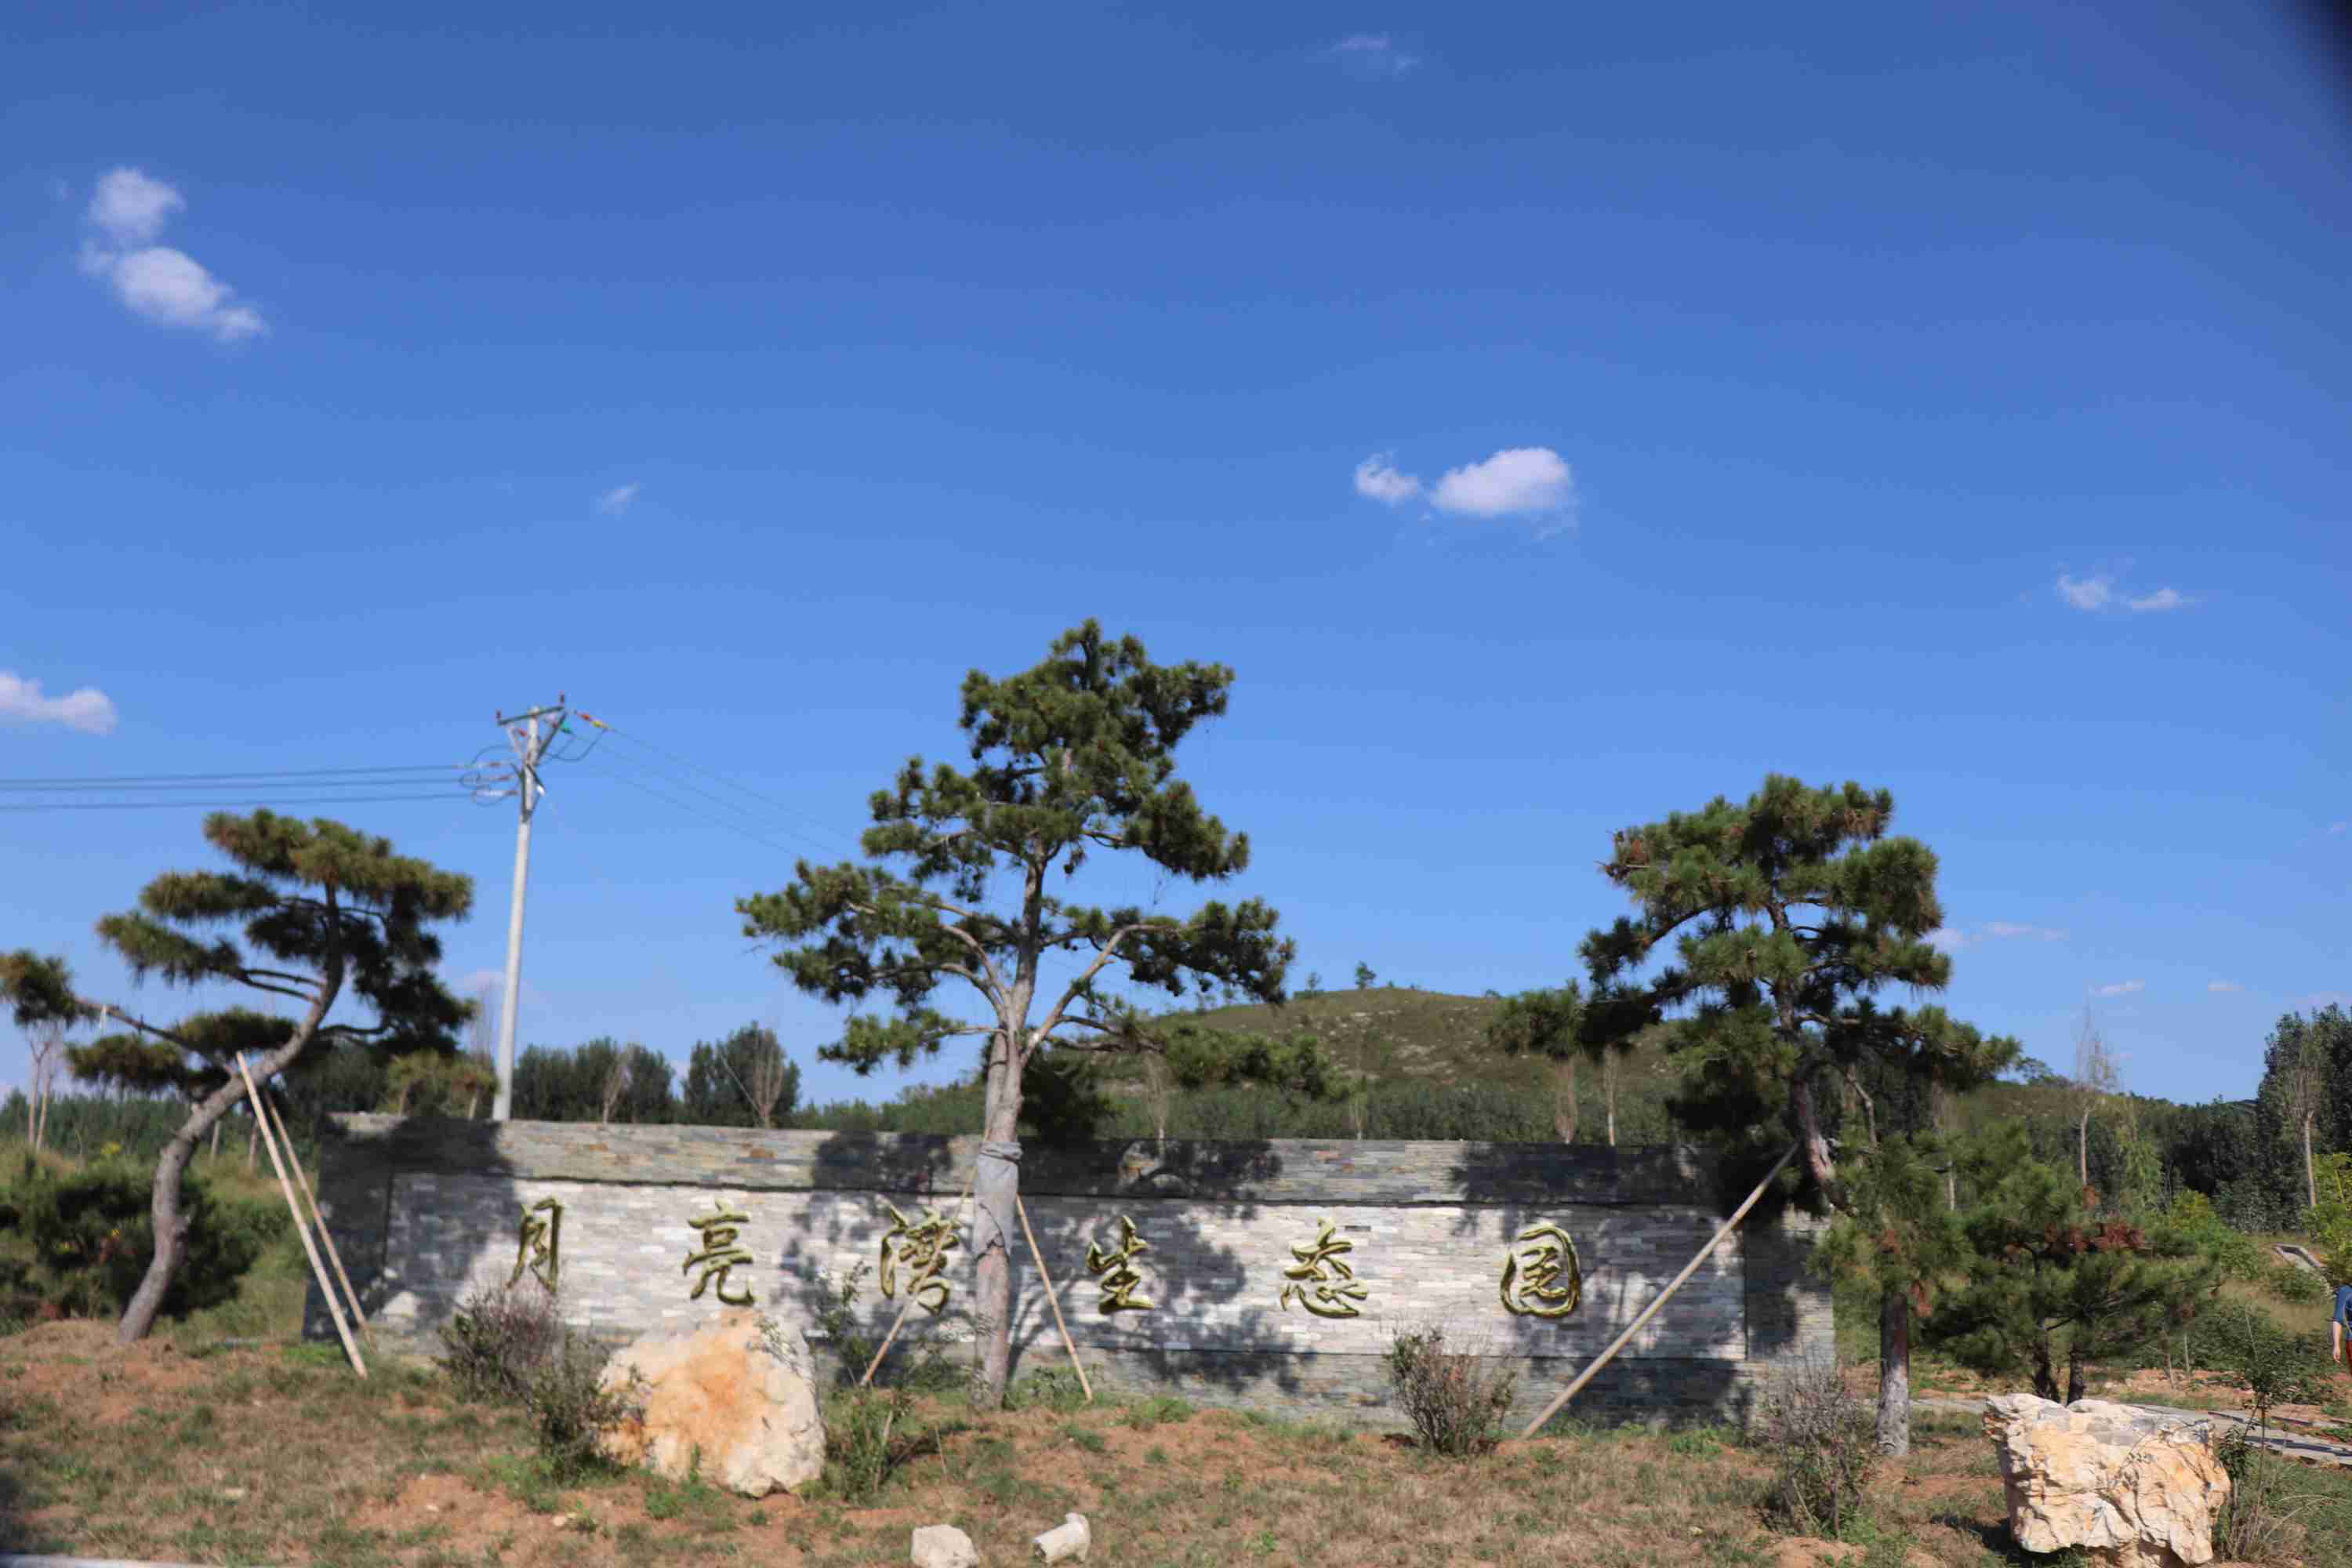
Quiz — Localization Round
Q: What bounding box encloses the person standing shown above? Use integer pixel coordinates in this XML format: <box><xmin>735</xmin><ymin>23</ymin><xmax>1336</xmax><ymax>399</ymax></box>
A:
<box><xmin>2336</xmin><ymin>1278</ymin><xmax>2352</xmax><ymax>1374</ymax></box>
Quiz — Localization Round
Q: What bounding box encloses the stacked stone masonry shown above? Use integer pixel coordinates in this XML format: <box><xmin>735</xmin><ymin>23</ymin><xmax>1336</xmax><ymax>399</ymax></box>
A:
<box><xmin>307</xmin><ymin>1116</ymin><xmax>1831</xmax><ymax>1429</ymax></box>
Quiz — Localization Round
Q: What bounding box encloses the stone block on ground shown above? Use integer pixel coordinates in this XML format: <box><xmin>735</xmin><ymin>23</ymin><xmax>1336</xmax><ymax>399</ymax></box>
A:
<box><xmin>1033</xmin><ymin>1510</ymin><xmax>1089</xmax><ymax>1563</ymax></box>
<box><xmin>912</xmin><ymin>1523</ymin><xmax>980</xmax><ymax>1568</ymax></box>
<box><xmin>597</xmin><ymin>1308</ymin><xmax>826</xmax><ymax>1497</ymax></box>
<box><xmin>1983</xmin><ymin>1394</ymin><xmax>2230</xmax><ymax>1568</ymax></box>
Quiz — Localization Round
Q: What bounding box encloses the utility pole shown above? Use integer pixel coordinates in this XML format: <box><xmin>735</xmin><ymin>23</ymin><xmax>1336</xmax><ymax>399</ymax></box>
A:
<box><xmin>483</xmin><ymin>696</ymin><xmax>567</xmax><ymax>1123</ymax></box>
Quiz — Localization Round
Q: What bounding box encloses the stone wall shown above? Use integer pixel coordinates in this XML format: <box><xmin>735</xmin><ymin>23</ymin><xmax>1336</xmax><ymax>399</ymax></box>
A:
<box><xmin>307</xmin><ymin>1116</ymin><xmax>1830</xmax><ymax>1429</ymax></box>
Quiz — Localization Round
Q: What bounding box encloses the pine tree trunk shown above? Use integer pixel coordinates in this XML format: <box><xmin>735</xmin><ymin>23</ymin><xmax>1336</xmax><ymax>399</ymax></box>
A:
<box><xmin>1877</xmin><ymin>1290</ymin><xmax>1911</xmax><ymax>1457</ymax></box>
<box><xmin>1604</xmin><ymin>1056</ymin><xmax>1618</xmax><ymax>1148</ymax></box>
<box><xmin>970</xmin><ymin>1033</ymin><xmax>1025</xmax><ymax>1408</ymax></box>
<box><xmin>2305</xmin><ymin>1112</ymin><xmax>2319</xmax><ymax>1213</ymax></box>
<box><xmin>2065</xmin><ymin>1338</ymin><xmax>2086</xmax><ymax>1406</ymax></box>
<box><xmin>1553</xmin><ymin>1057</ymin><xmax>1578</xmax><ymax>1143</ymax></box>
<box><xmin>2032</xmin><ymin>1337</ymin><xmax>2060</xmax><ymax>1403</ymax></box>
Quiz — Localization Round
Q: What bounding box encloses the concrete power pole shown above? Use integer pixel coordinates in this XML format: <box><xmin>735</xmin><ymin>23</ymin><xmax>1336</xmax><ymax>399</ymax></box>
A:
<box><xmin>485</xmin><ymin>697</ymin><xmax>568</xmax><ymax>1123</ymax></box>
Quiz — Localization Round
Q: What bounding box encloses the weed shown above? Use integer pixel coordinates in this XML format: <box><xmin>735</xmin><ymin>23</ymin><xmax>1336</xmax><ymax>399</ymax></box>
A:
<box><xmin>1383</xmin><ymin>1323</ymin><xmax>1515</xmax><ymax>1457</ymax></box>
<box><xmin>1753</xmin><ymin>1360</ymin><xmax>1877</xmax><ymax>1538</ymax></box>
<box><xmin>437</xmin><ymin>1283</ymin><xmax>563</xmax><ymax>1403</ymax></box>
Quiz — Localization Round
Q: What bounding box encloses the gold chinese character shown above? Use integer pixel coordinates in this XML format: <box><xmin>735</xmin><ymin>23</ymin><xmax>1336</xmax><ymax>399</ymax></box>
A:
<box><xmin>1500</xmin><ymin>1221</ymin><xmax>1582</xmax><ymax>1319</ymax></box>
<box><xmin>1083</xmin><ymin>1214</ymin><xmax>1153</xmax><ymax>1313</ymax></box>
<box><xmin>683</xmin><ymin>1200</ymin><xmax>755</xmax><ymax>1306</ymax></box>
<box><xmin>1278</xmin><ymin>1219</ymin><xmax>1369</xmax><ymax>1319</ymax></box>
<box><xmin>879</xmin><ymin>1202</ymin><xmax>960</xmax><ymax>1314</ymax></box>
<box><xmin>510</xmin><ymin>1197</ymin><xmax>562</xmax><ymax>1292</ymax></box>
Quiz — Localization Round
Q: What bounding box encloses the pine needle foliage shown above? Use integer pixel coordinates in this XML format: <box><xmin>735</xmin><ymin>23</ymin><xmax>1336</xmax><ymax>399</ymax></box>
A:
<box><xmin>0</xmin><ymin>809</ymin><xmax>472</xmax><ymax>1343</ymax></box>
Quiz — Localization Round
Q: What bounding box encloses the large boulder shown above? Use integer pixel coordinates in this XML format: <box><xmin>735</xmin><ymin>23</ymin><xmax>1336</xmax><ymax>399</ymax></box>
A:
<box><xmin>597</xmin><ymin>1309</ymin><xmax>826</xmax><ymax>1497</ymax></box>
<box><xmin>1982</xmin><ymin>1395</ymin><xmax>2230</xmax><ymax>1567</ymax></box>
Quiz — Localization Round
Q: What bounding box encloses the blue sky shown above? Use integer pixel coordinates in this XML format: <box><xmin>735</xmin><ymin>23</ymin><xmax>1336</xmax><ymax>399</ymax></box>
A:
<box><xmin>2</xmin><ymin>2</ymin><xmax>2347</xmax><ymax>1114</ymax></box>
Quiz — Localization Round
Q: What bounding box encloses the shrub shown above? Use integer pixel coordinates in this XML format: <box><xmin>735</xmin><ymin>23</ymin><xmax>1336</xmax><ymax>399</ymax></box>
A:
<box><xmin>521</xmin><ymin>1336</ymin><xmax>640</xmax><ymax>1482</ymax></box>
<box><xmin>2</xmin><ymin>1156</ymin><xmax>283</xmax><ymax>1320</ymax></box>
<box><xmin>2263</xmin><ymin>1260</ymin><xmax>2328</xmax><ymax>1308</ymax></box>
<box><xmin>1755</xmin><ymin>1360</ymin><xmax>1877</xmax><ymax>1537</ymax></box>
<box><xmin>822</xmin><ymin>1384</ymin><xmax>942</xmax><ymax>1501</ymax></box>
<box><xmin>438</xmin><ymin>1282</ymin><xmax>563</xmax><ymax>1403</ymax></box>
<box><xmin>1382</xmin><ymin>1323</ymin><xmax>1515</xmax><ymax>1457</ymax></box>
<box><xmin>805</xmin><ymin>1263</ymin><xmax>964</xmax><ymax>1394</ymax></box>
<box><xmin>1006</xmin><ymin>1366</ymin><xmax>1089</xmax><ymax>1414</ymax></box>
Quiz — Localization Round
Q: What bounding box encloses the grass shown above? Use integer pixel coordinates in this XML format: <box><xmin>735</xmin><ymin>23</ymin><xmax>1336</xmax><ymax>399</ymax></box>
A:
<box><xmin>9</xmin><ymin>1315</ymin><xmax>2345</xmax><ymax>1568</ymax></box>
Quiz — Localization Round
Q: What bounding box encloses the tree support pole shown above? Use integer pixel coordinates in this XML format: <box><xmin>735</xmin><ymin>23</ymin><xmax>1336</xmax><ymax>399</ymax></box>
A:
<box><xmin>238</xmin><ymin>1054</ymin><xmax>366</xmax><ymax>1378</ymax></box>
<box><xmin>1016</xmin><ymin>1192</ymin><xmax>1091</xmax><ymax>1403</ymax></box>
<box><xmin>252</xmin><ymin>1083</ymin><xmax>368</xmax><ymax>1343</ymax></box>
<box><xmin>1518</xmin><ymin>1141</ymin><xmax>1798</xmax><ymax>1440</ymax></box>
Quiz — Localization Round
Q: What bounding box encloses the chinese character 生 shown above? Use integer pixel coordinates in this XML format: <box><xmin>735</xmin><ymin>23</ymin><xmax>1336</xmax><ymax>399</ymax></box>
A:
<box><xmin>879</xmin><ymin>1202</ymin><xmax>960</xmax><ymax>1314</ymax></box>
<box><xmin>682</xmin><ymin>1200</ymin><xmax>755</xmax><ymax>1306</ymax></box>
<box><xmin>510</xmin><ymin>1197</ymin><xmax>562</xmax><ymax>1293</ymax></box>
<box><xmin>1083</xmin><ymin>1214</ymin><xmax>1154</xmax><ymax>1313</ymax></box>
<box><xmin>1500</xmin><ymin>1221</ymin><xmax>1582</xmax><ymax>1319</ymax></box>
<box><xmin>1278</xmin><ymin>1218</ymin><xmax>1370</xmax><ymax>1319</ymax></box>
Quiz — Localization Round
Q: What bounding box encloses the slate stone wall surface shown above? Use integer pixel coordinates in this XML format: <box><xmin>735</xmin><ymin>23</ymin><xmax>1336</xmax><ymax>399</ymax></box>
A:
<box><xmin>307</xmin><ymin>1116</ymin><xmax>1828</xmax><ymax>1428</ymax></box>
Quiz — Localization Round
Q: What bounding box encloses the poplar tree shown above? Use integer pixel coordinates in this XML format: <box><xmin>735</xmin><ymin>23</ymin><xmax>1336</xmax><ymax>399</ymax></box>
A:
<box><xmin>737</xmin><ymin>621</ymin><xmax>1291</xmax><ymax>1406</ymax></box>
<box><xmin>0</xmin><ymin>811</ymin><xmax>472</xmax><ymax>1344</ymax></box>
<box><xmin>1576</xmin><ymin>775</ymin><xmax>2019</xmax><ymax>1455</ymax></box>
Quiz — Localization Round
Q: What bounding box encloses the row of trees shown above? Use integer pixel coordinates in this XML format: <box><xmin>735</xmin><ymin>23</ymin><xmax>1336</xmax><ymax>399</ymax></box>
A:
<box><xmin>5</xmin><ymin>622</ymin><xmax>2342</xmax><ymax>1436</ymax></box>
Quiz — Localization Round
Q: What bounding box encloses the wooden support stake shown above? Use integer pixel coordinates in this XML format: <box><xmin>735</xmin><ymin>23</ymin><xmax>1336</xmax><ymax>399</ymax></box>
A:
<box><xmin>238</xmin><ymin>1054</ymin><xmax>366</xmax><ymax>1379</ymax></box>
<box><xmin>859</xmin><ymin>1161</ymin><xmax>978</xmax><ymax>1389</ymax></box>
<box><xmin>1015</xmin><ymin>1191</ymin><xmax>1091</xmax><ymax>1403</ymax></box>
<box><xmin>1518</xmin><ymin>1140</ymin><xmax>1799</xmax><ymax>1439</ymax></box>
<box><xmin>252</xmin><ymin>1080</ymin><xmax>369</xmax><ymax>1343</ymax></box>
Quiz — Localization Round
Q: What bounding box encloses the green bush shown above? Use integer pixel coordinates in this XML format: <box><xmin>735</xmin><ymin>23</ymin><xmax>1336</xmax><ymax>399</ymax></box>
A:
<box><xmin>1005</xmin><ymin>1365</ymin><xmax>1090</xmax><ymax>1414</ymax></box>
<box><xmin>822</xmin><ymin>1384</ymin><xmax>943</xmax><ymax>1501</ymax></box>
<box><xmin>438</xmin><ymin>1283</ymin><xmax>564</xmax><ymax>1403</ymax></box>
<box><xmin>1382</xmin><ymin>1323</ymin><xmax>1515</xmax><ymax>1457</ymax></box>
<box><xmin>1755</xmin><ymin>1360</ymin><xmax>1878</xmax><ymax>1538</ymax></box>
<box><xmin>805</xmin><ymin>1263</ymin><xmax>964</xmax><ymax>1394</ymax></box>
<box><xmin>522</xmin><ymin>1338</ymin><xmax>640</xmax><ymax>1482</ymax></box>
<box><xmin>0</xmin><ymin>1154</ymin><xmax>285</xmax><ymax>1319</ymax></box>
<box><xmin>2263</xmin><ymin>1260</ymin><xmax>2328</xmax><ymax>1308</ymax></box>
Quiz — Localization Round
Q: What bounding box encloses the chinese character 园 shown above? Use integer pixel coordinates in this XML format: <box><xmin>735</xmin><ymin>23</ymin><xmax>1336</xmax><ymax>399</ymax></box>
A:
<box><xmin>1278</xmin><ymin>1218</ymin><xmax>1369</xmax><ymax>1319</ymax></box>
<box><xmin>1500</xmin><ymin>1221</ymin><xmax>1582</xmax><ymax>1319</ymax></box>
<box><xmin>682</xmin><ymin>1200</ymin><xmax>756</xmax><ymax>1306</ymax></box>
<box><xmin>1083</xmin><ymin>1214</ymin><xmax>1154</xmax><ymax>1313</ymax></box>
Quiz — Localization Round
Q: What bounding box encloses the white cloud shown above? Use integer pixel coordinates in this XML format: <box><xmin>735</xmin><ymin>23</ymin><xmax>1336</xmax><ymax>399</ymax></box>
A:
<box><xmin>1431</xmin><ymin>447</ymin><xmax>1574</xmax><ymax>520</ymax></box>
<box><xmin>596</xmin><ymin>484</ymin><xmax>642</xmax><ymax>516</ymax></box>
<box><xmin>78</xmin><ymin>167</ymin><xmax>266</xmax><ymax>343</ymax></box>
<box><xmin>2056</xmin><ymin>573</ymin><xmax>2114</xmax><ymax>611</ymax></box>
<box><xmin>1930</xmin><ymin>921</ymin><xmax>2068</xmax><ymax>952</ymax></box>
<box><xmin>2126</xmin><ymin>588</ymin><xmax>2190</xmax><ymax>612</ymax></box>
<box><xmin>1329</xmin><ymin>34</ymin><xmax>1421</xmax><ymax>77</ymax></box>
<box><xmin>2208</xmin><ymin>980</ymin><xmax>2243</xmax><ymax>993</ymax></box>
<box><xmin>1353</xmin><ymin>455</ymin><xmax>1422</xmax><ymax>506</ymax></box>
<box><xmin>89</xmin><ymin>167</ymin><xmax>184</xmax><ymax>246</ymax></box>
<box><xmin>1981</xmin><ymin>922</ymin><xmax>2068</xmax><ymax>942</ymax></box>
<box><xmin>2092</xmin><ymin>979</ymin><xmax>2144</xmax><ymax>997</ymax></box>
<box><xmin>0</xmin><ymin>671</ymin><xmax>119</xmax><ymax>735</ymax></box>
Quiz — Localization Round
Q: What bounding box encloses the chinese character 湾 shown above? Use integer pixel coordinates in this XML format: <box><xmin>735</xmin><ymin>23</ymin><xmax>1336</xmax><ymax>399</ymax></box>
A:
<box><xmin>879</xmin><ymin>1202</ymin><xmax>960</xmax><ymax>1314</ymax></box>
<box><xmin>1500</xmin><ymin>1221</ymin><xmax>1582</xmax><ymax>1318</ymax></box>
<box><xmin>1083</xmin><ymin>1214</ymin><xmax>1153</xmax><ymax>1313</ymax></box>
<box><xmin>1278</xmin><ymin>1218</ymin><xmax>1369</xmax><ymax>1319</ymax></box>
<box><xmin>683</xmin><ymin>1200</ymin><xmax>756</xmax><ymax>1306</ymax></box>
<box><xmin>510</xmin><ymin>1197</ymin><xmax>562</xmax><ymax>1293</ymax></box>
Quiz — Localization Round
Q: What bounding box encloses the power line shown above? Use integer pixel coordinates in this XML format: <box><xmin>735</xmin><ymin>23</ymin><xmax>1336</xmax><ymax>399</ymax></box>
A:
<box><xmin>583</xmin><ymin>748</ymin><xmax>852</xmax><ymax>858</ymax></box>
<box><xmin>0</xmin><ymin>764</ymin><xmax>466</xmax><ymax>790</ymax></box>
<box><xmin>0</xmin><ymin>792</ymin><xmax>465</xmax><ymax>812</ymax></box>
<box><xmin>577</xmin><ymin>713</ymin><xmax>859</xmax><ymax>854</ymax></box>
<box><xmin>583</xmin><ymin>760</ymin><xmax>818</xmax><ymax>862</ymax></box>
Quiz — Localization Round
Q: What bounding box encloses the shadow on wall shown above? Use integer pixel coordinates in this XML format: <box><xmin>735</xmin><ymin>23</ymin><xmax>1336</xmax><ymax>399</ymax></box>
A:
<box><xmin>771</xmin><ymin>1129</ymin><xmax>1304</xmax><ymax>1398</ymax></box>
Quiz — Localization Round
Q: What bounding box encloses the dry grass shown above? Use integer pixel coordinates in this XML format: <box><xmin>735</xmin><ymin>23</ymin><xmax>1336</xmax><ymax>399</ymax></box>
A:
<box><xmin>0</xmin><ymin>1318</ymin><xmax>2183</xmax><ymax>1568</ymax></box>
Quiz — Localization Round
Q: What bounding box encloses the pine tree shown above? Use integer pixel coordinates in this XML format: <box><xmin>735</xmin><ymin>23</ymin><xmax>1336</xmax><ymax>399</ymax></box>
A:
<box><xmin>1929</xmin><ymin>1124</ymin><xmax>2217</xmax><ymax>1403</ymax></box>
<box><xmin>1575</xmin><ymin>775</ymin><xmax>2019</xmax><ymax>1455</ymax></box>
<box><xmin>1483</xmin><ymin>982</ymin><xmax>1607</xmax><ymax>1143</ymax></box>
<box><xmin>737</xmin><ymin>621</ymin><xmax>1292</xmax><ymax>1406</ymax></box>
<box><xmin>1</xmin><ymin>811</ymin><xmax>471</xmax><ymax>1343</ymax></box>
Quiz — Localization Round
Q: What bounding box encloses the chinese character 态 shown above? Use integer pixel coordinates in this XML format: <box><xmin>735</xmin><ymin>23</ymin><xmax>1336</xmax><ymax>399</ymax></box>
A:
<box><xmin>1278</xmin><ymin>1218</ymin><xmax>1369</xmax><ymax>1319</ymax></box>
<box><xmin>1083</xmin><ymin>1214</ymin><xmax>1153</xmax><ymax>1313</ymax></box>
<box><xmin>509</xmin><ymin>1197</ymin><xmax>562</xmax><ymax>1293</ymax></box>
<box><xmin>879</xmin><ymin>1202</ymin><xmax>960</xmax><ymax>1314</ymax></box>
<box><xmin>1500</xmin><ymin>1221</ymin><xmax>1582</xmax><ymax>1319</ymax></box>
<box><xmin>682</xmin><ymin>1200</ymin><xmax>755</xmax><ymax>1306</ymax></box>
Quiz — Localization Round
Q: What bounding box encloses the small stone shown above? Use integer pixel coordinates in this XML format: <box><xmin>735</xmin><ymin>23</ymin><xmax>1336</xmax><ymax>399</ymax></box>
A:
<box><xmin>220</xmin><ymin>1487</ymin><xmax>247</xmax><ymax>1501</ymax></box>
<box><xmin>911</xmin><ymin>1523</ymin><xmax>980</xmax><ymax>1568</ymax></box>
<box><xmin>549</xmin><ymin>1514</ymin><xmax>573</xmax><ymax>1529</ymax></box>
<box><xmin>1033</xmin><ymin>1511</ymin><xmax>1090</xmax><ymax>1563</ymax></box>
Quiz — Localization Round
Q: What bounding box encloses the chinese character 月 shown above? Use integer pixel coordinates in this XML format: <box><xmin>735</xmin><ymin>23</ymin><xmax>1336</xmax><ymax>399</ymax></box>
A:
<box><xmin>1500</xmin><ymin>1221</ymin><xmax>1582</xmax><ymax>1319</ymax></box>
<box><xmin>509</xmin><ymin>1197</ymin><xmax>562</xmax><ymax>1293</ymax></box>
<box><xmin>682</xmin><ymin>1200</ymin><xmax>756</xmax><ymax>1306</ymax></box>
<box><xmin>879</xmin><ymin>1203</ymin><xmax>960</xmax><ymax>1314</ymax></box>
<box><xmin>1278</xmin><ymin>1219</ymin><xmax>1369</xmax><ymax>1319</ymax></box>
<box><xmin>1083</xmin><ymin>1214</ymin><xmax>1153</xmax><ymax>1313</ymax></box>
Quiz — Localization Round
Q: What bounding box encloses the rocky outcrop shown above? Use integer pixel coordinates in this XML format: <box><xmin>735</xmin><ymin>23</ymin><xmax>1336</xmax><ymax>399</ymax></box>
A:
<box><xmin>1983</xmin><ymin>1395</ymin><xmax>2230</xmax><ymax>1567</ymax></box>
<box><xmin>597</xmin><ymin>1309</ymin><xmax>826</xmax><ymax>1497</ymax></box>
